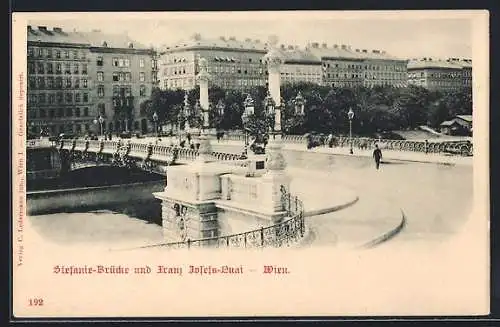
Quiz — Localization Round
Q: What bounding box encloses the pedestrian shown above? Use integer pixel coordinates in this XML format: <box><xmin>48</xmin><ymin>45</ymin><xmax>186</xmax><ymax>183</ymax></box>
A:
<box><xmin>424</xmin><ymin>139</ymin><xmax>429</xmax><ymax>154</ymax></box>
<box><xmin>373</xmin><ymin>144</ymin><xmax>382</xmax><ymax>170</ymax></box>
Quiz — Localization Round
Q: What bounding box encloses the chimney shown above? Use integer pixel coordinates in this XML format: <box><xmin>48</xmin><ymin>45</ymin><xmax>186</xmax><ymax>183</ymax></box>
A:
<box><xmin>38</xmin><ymin>26</ymin><xmax>47</xmax><ymax>32</ymax></box>
<box><xmin>245</xmin><ymin>38</ymin><xmax>251</xmax><ymax>42</ymax></box>
<box><xmin>322</xmin><ymin>43</ymin><xmax>327</xmax><ymax>48</ymax></box>
<box><xmin>372</xmin><ymin>50</ymin><xmax>380</xmax><ymax>54</ymax></box>
<box><xmin>362</xmin><ymin>49</ymin><xmax>367</xmax><ymax>53</ymax></box>
<box><xmin>288</xmin><ymin>45</ymin><xmax>294</xmax><ymax>50</ymax></box>
<box><xmin>53</xmin><ymin>27</ymin><xmax>62</xmax><ymax>33</ymax></box>
<box><xmin>229</xmin><ymin>36</ymin><xmax>236</xmax><ymax>41</ymax></box>
<box><xmin>355</xmin><ymin>49</ymin><xmax>360</xmax><ymax>52</ymax></box>
<box><xmin>312</xmin><ymin>42</ymin><xmax>319</xmax><ymax>48</ymax></box>
<box><xmin>341</xmin><ymin>44</ymin><xmax>347</xmax><ymax>49</ymax></box>
<box><xmin>333</xmin><ymin>44</ymin><xmax>338</xmax><ymax>48</ymax></box>
<box><xmin>219</xmin><ymin>36</ymin><xmax>226</xmax><ymax>41</ymax></box>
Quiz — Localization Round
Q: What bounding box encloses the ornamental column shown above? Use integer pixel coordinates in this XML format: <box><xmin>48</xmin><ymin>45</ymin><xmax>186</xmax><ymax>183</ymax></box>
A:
<box><xmin>196</xmin><ymin>57</ymin><xmax>212</xmax><ymax>163</ymax></box>
<box><xmin>261</xmin><ymin>35</ymin><xmax>290</xmax><ymax>217</ymax></box>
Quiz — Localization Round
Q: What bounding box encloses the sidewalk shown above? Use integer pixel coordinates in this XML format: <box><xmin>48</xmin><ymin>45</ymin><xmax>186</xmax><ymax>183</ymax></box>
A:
<box><xmin>214</xmin><ymin>139</ymin><xmax>472</xmax><ymax>166</ymax></box>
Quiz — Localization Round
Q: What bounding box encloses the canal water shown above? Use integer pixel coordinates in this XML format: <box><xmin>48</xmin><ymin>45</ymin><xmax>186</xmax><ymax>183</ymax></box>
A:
<box><xmin>27</xmin><ymin>167</ymin><xmax>166</xmax><ymax>248</ymax></box>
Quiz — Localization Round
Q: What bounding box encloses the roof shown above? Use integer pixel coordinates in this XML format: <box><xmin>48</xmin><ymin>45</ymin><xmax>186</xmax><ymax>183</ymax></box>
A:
<box><xmin>407</xmin><ymin>59</ymin><xmax>464</xmax><ymax>70</ymax></box>
<box><xmin>27</xmin><ymin>25</ymin><xmax>148</xmax><ymax>49</ymax></box>
<box><xmin>161</xmin><ymin>34</ymin><xmax>268</xmax><ymax>53</ymax></box>
<box><xmin>456</xmin><ymin>115</ymin><xmax>472</xmax><ymax>122</ymax></box>
<box><xmin>440</xmin><ymin>120</ymin><xmax>460</xmax><ymax>126</ymax></box>
<box><xmin>160</xmin><ymin>34</ymin><xmax>403</xmax><ymax>62</ymax></box>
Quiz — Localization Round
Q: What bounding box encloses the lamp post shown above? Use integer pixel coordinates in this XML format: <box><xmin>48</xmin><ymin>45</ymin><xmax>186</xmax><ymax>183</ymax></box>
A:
<box><xmin>347</xmin><ymin>108</ymin><xmax>354</xmax><ymax>154</ymax></box>
<box><xmin>264</xmin><ymin>91</ymin><xmax>275</xmax><ymax>138</ymax></box>
<box><xmin>294</xmin><ymin>91</ymin><xmax>305</xmax><ymax>116</ymax></box>
<box><xmin>98</xmin><ymin>115</ymin><xmax>104</xmax><ymax>139</ymax></box>
<box><xmin>152</xmin><ymin>111</ymin><xmax>158</xmax><ymax>139</ymax></box>
<box><xmin>242</xmin><ymin>94</ymin><xmax>254</xmax><ymax>153</ymax></box>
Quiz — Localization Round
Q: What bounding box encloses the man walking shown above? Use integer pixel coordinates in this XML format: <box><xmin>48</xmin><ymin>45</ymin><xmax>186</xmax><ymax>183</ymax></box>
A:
<box><xmin>373</xmin><ymin>144</ymin><xmax>382</xmax><ymax>170</ymax></box>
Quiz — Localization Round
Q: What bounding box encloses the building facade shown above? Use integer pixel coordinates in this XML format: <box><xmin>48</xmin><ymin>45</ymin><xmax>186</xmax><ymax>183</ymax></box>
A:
<box><xmin>159</xmin><ymin>35</ymin><xmax>408</xmax><ymax>91</ymax></box>
<box><xmin>407</xmin><ymin>58</ymin><xmax>472</xmax><ymax>92</ymax></box>
<box><xmin>27</xmin><ymin>25</ymin><xmax>156</xmax><ymax>136</ymax></box>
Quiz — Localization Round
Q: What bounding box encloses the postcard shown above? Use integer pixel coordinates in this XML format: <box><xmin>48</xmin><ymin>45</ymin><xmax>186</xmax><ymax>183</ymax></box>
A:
<box><xmin>11</xmin><ymin>10</ymin><xmax>489</xmax><ymax>319</ymax></box>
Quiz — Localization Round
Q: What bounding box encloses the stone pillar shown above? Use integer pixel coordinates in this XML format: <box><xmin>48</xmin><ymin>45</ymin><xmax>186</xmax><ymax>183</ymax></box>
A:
<box><xmin>196</xmin><ymin>57</ymin><xmax>212</xmax><ymax>163</ymax></box>
<box><xmin>261</xmin><ymin>35</ymin><xmax>290</xmax><ymax>218</ymax></box>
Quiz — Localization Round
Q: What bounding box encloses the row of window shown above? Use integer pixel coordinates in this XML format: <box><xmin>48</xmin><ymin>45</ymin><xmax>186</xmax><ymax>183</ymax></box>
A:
<box><xmin>325</xmin><ymin>73</ymin><xmax>406</xmax><ymax>79</ymax></box>
<box><xmin>28</xmin><ymin>62</ymin><xmax>88</xmax><ymax>75</ymax></box>
<box><xmin>29</xmin><ymin>76</ymin><xmax>89</xmax><ymax>89</ymax></box>
<box><xmin>96</xmin><ymin>71</ymin><xmax>146</xmax><ymax>82</ymax></box>
<box><xmin>28</xmin><ymin>107</ymin><xmax>90</xmax><ymax>119</ymax></box>
<box><xmin>96</xmin><ymin>56</ymin><xmax>151</xmax><ymax>68</ymax></box>
<box><xmin>28</xmin><ymin>92</ymin><xmax>90</xmax><ymax>104</ymax></box>
<box><xmin>28</xmin><ymin>47</ymin><xmax>87</xmax><ymax>60</ymax></box>
<box><xmin>97</xmin><ymin>84</ymin><xmax>148</xmax><ymax>97</ymax></box>
<box><xmin>324</xmin><ymin>62</ymin><xmax>406</xmax><ymax>71</ymax></box>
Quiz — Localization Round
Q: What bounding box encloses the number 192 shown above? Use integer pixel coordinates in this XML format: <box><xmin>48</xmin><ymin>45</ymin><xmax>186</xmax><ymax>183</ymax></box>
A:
<box><xmin>29</xmin><ymin>298</ymin><xmax>44</xmax><ymax>306</ymax></box>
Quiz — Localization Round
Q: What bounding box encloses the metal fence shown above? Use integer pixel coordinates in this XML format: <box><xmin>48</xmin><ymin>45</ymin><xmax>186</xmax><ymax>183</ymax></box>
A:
<box><xmin>144</xmin><ymin>192</ymin><xmax>305</xmax><ymax>250</ymax></box>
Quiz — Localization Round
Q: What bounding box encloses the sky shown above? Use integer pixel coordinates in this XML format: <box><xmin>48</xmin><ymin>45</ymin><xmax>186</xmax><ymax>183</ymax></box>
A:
<box><xmin>26</xmin><ymin>11</ymin><xmax>475</xmax><ymax>60</ymax></box>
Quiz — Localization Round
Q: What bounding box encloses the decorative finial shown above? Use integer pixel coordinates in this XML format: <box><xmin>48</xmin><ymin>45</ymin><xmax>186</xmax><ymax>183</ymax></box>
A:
<box><xmin>199</xmin><ymin>57</ymin><xmax>208</xmax><ymax>71</ymax></box>
<box><xmin>268</xmin><ymin>35</ymin><xmax>279</xmax><ymax>47</ymax></box>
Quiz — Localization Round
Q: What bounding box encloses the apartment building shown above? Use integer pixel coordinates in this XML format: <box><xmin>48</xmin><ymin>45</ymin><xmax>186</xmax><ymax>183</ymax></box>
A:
<box><xmin>27</xmin><ymin>25</ymin><xmax>157</xmax><ymax>136</ymax></box>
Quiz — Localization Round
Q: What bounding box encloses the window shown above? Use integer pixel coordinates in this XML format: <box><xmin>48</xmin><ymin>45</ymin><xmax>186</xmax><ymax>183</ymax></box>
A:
<box><xmin>98</xmin><ymin>85</ymin><xmax>105</xmax><ymax>97</ymax></box>
<box><xmin>37</xmin><ymin>77</ymin><xmax>45</xmax><ymax>88</ymax></box>
<box><xmin>139</xmin><ymin>59</ymin><xmax>145</xmax><ymax>67</ymax></box>
<box><xmin>140</xmin><ymin>85</ymin><xmax>146</xmax><ymax>96</ymax></box>
<box><xmin>64</xmin><ymin>63</ymin><xmax>71</xmax><ymax>74</ymax></box>
<box><xmin>83</xmin><ymin>93</ymin><xmax>89</xmax><ymax>103</ymax></box>
<box><xmin>66</xmin><ymin>107</ymin><xmax>73</xmax><ymax>117</ymax></box>
<box><xmin>29</xmin><ymin>77</ymin><xmax>36</xmax><ymax>88</ymax></box>
<box><xmin>65</xmin><ymin>77</ymin><xmax>72</xmax><ymax>88</ymax></box>
<box><xmin>28</xmin><ymin>47</ymin><xmax>34</xmax><ymax>57</ymax></box>
<box><xmin>56</xmin><ymin>50</ymin><xmax>61</xmax><ymax>59</ymax></box>
<box><xmin>46</xmin><ymin>63</ymin><xmax>53</xmax><ymax>74</ymax></box>
<box><xmin>119</xmin><ymin>72</ymin><xmax>124</xmax><ymax>81</ymax></box>
<box><xmin>139</xmin><ymin>72</ymin><xmax>145</xmax><ymax>82</ymax></box>
<box><xmin>39</xmin><ymin>109</ymin><xmax>46</xmax><ymax>118</ymax></box>
<box><xmin>28</xmin><ymin>63</ymin><xmax>35</xmax><ymax>74</ymax></box>
<box><xmin>97</xmin><ymin>56</ymin><xmax>103</xmax><ymax>66</ymax></box>
<box><xmin>56</xmin><ymin>92</ymin><xmax>63</xmax><ymax>103</ymax></box>
<box><xmin>82</xmin><ymin>64</ymin><xmax>87</xmax><ymax>75</ymax></box>
<box><xmin>57</xmin><ymin>108</ymin><xmax>64</xmax><ymax>117</ymax></box>
<box><xmin>37</xmin><ymin>62</ymin><xmax>45</xmax><ymax>74</ymax></box>
<box><xmin>73</xmin><ymin>64</ymin><xmax>79</xmax><ymax>74</ymax></box>
<box><xmin>83</xmin><ymin>107</ymin><xmax>89</xmax><ymax>116</ymax></box>
<box><xmin>125</xmin><ymin>72</ymin><xmax>131</xmax><ymax>81</ymax></box>
<box><xmin>98</xmin><ymin>103</ymin><xmax>105</xmax><ymax>116</ymax></box>
<box><xmin>124</xmin><ymin>59</ymin><xmax>130</xmax><ymax>67</ymax></box>
<box><xmin>38</xmin><ymin>93</ymin><xmax>46</xmax><ymax>103</ymax></box>
<box><xmin>118</xmin><ymin>59</ymin><xmax>124</xmax><ymax>67</ymax></box>
<box><xmin>47</xmin><ymin>77</ymin><xmax>54</xmax><ymax>89</ymax></box>
<box><xmin>82</xmin><ymin>78</ymin><xmax>88</xmax><ymax>88</ymax></box>
<box><xmin>74</xmin><ymin>78</ymin><xmax>80</xmax><ymax>88</ymax></box>
<box><xmin>112</xmin><ymin>58</ymin><xmax>119</xmax><ymax>66</ymax></box>
<box><xmin>75</xmin><ymin>124</ymin><xmax>81</xmax><ymax>132</ymax></box>
<box><xmin>75</xmin><ymin>93</ymin><xmax>81</xmax><ymax>103</ymax></box>
<box><xmin>48</xmin><ymin>94</ymin><xmax>55</xmax><ymax>104</ymax></box>
<box><xmin>81</xmin><ymin>52</ymin><xmax>86</xmax><ymax>59</ymax></box>
<box><xmin>56</xmin><ymin>63</ymin><xmax>62</xmax><ymax>74</ymax></box>
<box><xmin>112</xmin><ymin>73</ymin><xmax>119</xmax><ymax>82</ymax></box>
<box><xmin>97</xmin><ymin>72</ymin><xmax>104</xmax><ymax>81</ymax></box>
<box><xmin>65</xmin><ymin>93</ymin><xmax>73</xmax><ymax>103</ymax></box>
<box><xmin>64</xmin><ymin>50</ymin><xmax>69</xmax><ymax>59</ymax></box>
<box><xmin>73</xmin><ymin>51</ymin><xmax>78</xmax><ymax>59</ymax></box>
<box><xmin>125</xmin><ymin>86</ymin><xmax>132</xmax><ymax>97</ymax></box>
<box><xmin>36</xmin><ymin>48</ymin><xmax>42</xmax><ymax>57</ymax></box>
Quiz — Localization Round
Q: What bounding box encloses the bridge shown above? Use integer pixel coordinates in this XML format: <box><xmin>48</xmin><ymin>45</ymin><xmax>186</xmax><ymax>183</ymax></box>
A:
<box><xmin>56</xmin><ymin>138</ymin><xmax>247</xmax><ymax>176</ymax></box>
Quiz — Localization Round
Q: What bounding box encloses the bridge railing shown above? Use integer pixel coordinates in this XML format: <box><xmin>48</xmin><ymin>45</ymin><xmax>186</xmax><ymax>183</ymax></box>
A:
<box><xmin>144</xmin><ymin>192</ymin><xmax>305</xmax><ymax>250</ymax></box>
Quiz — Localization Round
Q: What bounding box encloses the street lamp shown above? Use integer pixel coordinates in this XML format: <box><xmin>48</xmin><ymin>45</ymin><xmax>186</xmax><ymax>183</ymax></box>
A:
<box><xmin>242</xmin><ymin>94</ymin><xmax>254</xmax><ymax>152</ymax></box>
<box><xmin>152</xmin><ymin>111</ymin><xmax>158</xmax><ymax>138</ymax></box>
<box><xmin>264</xmin><ymin>91</ymin><xmax>275</xmax><ymax>138</ymax></box>
<box><xmin>347</xmin><ymin>108</ymin><xmax>354</xmax><ymax>154</ymax></box>
<box><xmin>294</xmin><ymin>91</ymin><xmax>305</xmax><ymax>116</ymax></box>
<box><xmin>98</xmin><ymin>115</ymin><xmax>104</xmax><ymax>139</ymax></box>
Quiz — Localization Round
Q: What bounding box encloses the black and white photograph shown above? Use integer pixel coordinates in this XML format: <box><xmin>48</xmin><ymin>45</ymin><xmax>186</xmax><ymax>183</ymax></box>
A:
<box><xmin>12</xmin><ymin>10</ymin><xmax>489</xmax><ymax>318</ymax></box>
